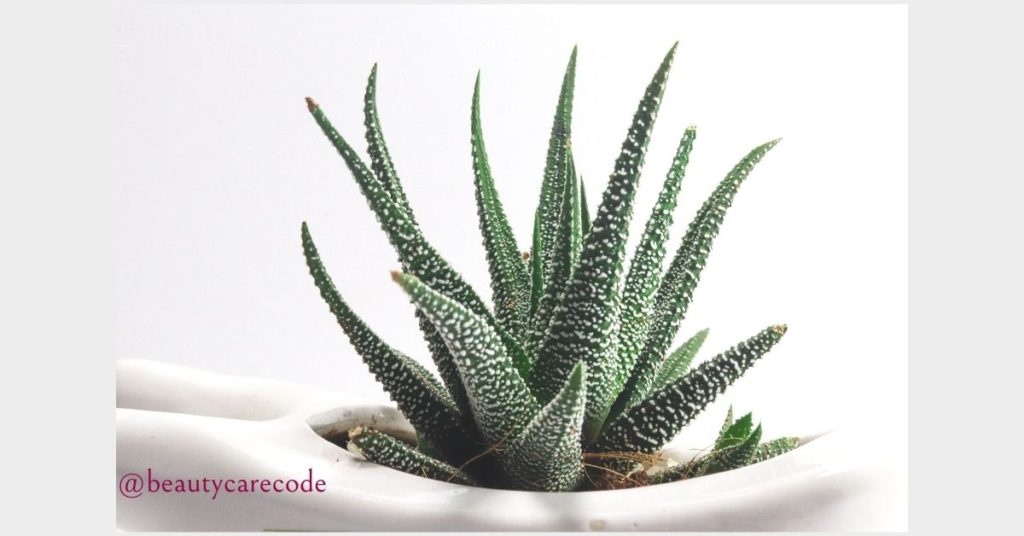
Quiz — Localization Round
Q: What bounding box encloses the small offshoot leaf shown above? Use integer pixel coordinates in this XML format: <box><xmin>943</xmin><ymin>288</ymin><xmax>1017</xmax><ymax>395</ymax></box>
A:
<box><xmin>648</xmin><ymin>328</ymin><xmax>709</xmax><ymax>393</ymax></box>
<box><xmin>703</xmin><ymin>423</ymin><xmax>762</xmax><ymax>475</ymax></box>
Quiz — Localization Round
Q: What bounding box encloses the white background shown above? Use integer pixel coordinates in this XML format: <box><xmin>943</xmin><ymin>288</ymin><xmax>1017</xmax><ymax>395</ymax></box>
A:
<box><xmin>117</xmin><ymin>4</ymin><xmax>906</xmax><ymax>453</ymax></box>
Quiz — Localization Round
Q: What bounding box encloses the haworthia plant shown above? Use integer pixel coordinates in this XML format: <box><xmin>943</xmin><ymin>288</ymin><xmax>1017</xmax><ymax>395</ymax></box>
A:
<box><xmin>301</xmin><ymin>44</ymin><xmax>796</xmax><ymax>491</ymax></box>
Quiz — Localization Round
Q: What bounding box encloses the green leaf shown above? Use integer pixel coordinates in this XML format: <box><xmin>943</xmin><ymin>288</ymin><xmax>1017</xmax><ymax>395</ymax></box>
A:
<box><xmin>714</xmin><ymin>412</ymin><xmax>753</xmax><ymax>451</ymax></box>
<box><xmin>525</xmin><ymin>150</ymin><xmax>581</xmax><ymax>359</ymax></box>
<box><xmin>307</xmin><ymin>96</ymin><xmax>528</xmax><ymax>402</ymax></box>
<box><xmin>471</xmin><ymin>74</ymin><xmax>532</xmax><ymax>342</ymax></box>
<box><xmin>363</xmin><ymin>65</ymin><xmax>416</xmax><ymax>222</ymax></box>
<box><xmin>608</xmin><ymin>127</ymin><xmax>697</xmax><ymax>407</ymax></box>
<box><xmin>716</xmin><ymin>404</ymin><xmax>734</xmax><ymax>442</ymax></box>
<box><xmin>703</xmin><ymin>423</ymin><xmax>762</xmax><ymax>475</ymax></box>
<box><xmin>621</xmin><ymin>138</ymin><xmax>781</xmax><ymax>413</ymax></box>
<box><xmin>579</xmin><ymin>179</ymin><xmax>591</xmax><ymax>238</ymax></box>
<box><xmin>529</xmin><ymin>212</ymin><xmax>544</xmax><ymax>318</ymax></box>
<box><xmin>649</xmin><ymin>328</ymin><xmax>709</xmax><ymax>393</ymax></box>
<box><xmin>532</xmin><ymin>46</ymin><xmax>578</xmax><ymax>280</ymax></box>
<box><xmin>502</xmin><ymin>362</ymin><xmax>587</xmax><ymax>491</ymax></box>
<box><xmin>751</xmin><ymin>436</ymin><xmax>800</xmax><ymax>464</ymax></box>
<box><xmin>596</xmin><ymin>324</ymin><xmax>787</xmax><ymax>453</ymax></box>
<box><xmin>349</xmin><ymin>428</ymin><xmax>478</xmax><ymax>486</ymax></box>
<box><xmin>530</xmin><ymin>43</ymin><xmax>679</xmax><ymax>441</ymax></box>
<box><xmin>301</xmin><ymin>223</ymin><xmax>476</xmax><ymax>461</ymax></box>
<box><xmin>416</xmin><ymin>432</ymin><xmax>441</xmax><ymax>459</ymax></box>
<box><xmin>392</xmin><ymin>272</ymin><xmax>540</xmax><ymax>446</ymax></box>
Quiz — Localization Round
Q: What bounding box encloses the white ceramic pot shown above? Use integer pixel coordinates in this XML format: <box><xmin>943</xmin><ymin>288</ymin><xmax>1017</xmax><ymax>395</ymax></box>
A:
<box><xmin>116</xmin><ymin>359</ymin><xmax>900</xmax><ymax>531</ymax></box>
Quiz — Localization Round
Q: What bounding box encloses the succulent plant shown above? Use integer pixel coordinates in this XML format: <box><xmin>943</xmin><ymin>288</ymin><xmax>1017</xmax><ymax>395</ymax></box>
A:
<box><xmin>301</xmin><ymin>43</ymin><xmax>795</xmax><ymax>491</ymax></box>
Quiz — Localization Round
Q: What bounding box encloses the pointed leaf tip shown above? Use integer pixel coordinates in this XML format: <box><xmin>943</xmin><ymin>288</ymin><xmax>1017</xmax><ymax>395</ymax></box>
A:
<box><xmin>305</xmin><ymin>97</ymin><xmax>317</xmax><ymax>112</ymax></box>
<box><xmin>772</xmin><ymin>324</ymin><xmax>788</xmax><ymax>335</ymax></box>
<box><xmin>390</xmin><ymin>270</ymin><xmax>402</xmax><ymax>282</ymax></box>
<box><xmin>569</xmin><ymin>360</ymin><xmax>586</xmax><ymax>385</ymax></box>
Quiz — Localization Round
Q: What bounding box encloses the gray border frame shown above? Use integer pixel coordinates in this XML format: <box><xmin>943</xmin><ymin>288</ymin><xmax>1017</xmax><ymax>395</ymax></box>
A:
<box><xmin>8</xmin><ymin>0</ymin><xmax>1016</xmax><ymax>533</ymax></box>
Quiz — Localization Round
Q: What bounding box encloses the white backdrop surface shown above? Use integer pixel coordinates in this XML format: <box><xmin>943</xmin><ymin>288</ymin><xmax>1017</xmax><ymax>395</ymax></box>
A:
<box><xmin>117</xmin><ymin>4</ymin><xmax>906</xmax><ymax>458</ymax></box>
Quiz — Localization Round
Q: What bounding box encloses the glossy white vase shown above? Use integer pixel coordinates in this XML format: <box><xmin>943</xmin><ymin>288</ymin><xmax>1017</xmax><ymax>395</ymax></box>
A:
<box><xmin>115</xmin><ymin>359</ymin><xmax>901</xmax><ymax>531</ymax></box>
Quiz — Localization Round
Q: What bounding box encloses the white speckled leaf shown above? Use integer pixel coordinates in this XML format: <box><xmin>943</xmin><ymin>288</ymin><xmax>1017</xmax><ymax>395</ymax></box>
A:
<box><xmin>751</xmin><ymin>436</ymin><xmax>800</xmax><ymax>464</ymax></box>
<box><xmin>621</xmin><ymin>139</ymin><xmax>781</xmax><ymax>414</ymax></box>
<box><xmin>349</xmin><ymin>428</ymin><xmax>478</xmax><ymax>486</ymax></box>
<box><xmin>363</xmin><ymin>65</ymin><xmax>416</xmax><ymax>223</ymax></box>
<box><xmin>609</xmin><ymin>127</ymin><xmax>697</xmax><ymax>405</ymax></box>
<box><xmin>530</xmin><ymin>43</ymin><xmax>679</xmax><ymax>441</ymax></box>
<box><xmin>596</xmin><ymin>325</ymin><xmax>787</xmax><ymax>453</ymax></box>
<box><xmin>526</xmin><ymin>152</ymin><xmax>581</xmax><ymax>360</ymax></box>
<box><xmin>393</xmin><ymin>272</ymin><xmax>540</xmax><ymax>446</ymax></box>
<box><xmin>529</xmin><ymin>212</ymin><xmax>545</xmax><ymax>318</ymax></box>
<box><xmin>301</xmin><ymin>223</ymin><xmax>476</xmax><ymax>462</ymax></box>
<box><xmin>532</xmin><ymin>47</ymin><xmax>577</xmax><ymax>280</ymax></box>
<box><xmin>308</xmin><ymin>96</ymin><xmax>528</xmax><ymax>413</ymax></box>
<box><xmin>502</xmin><ymin>362</ymin><xmax>587</xmax><ymax>491</ymax></box>
<box><xmin>472</xmin><ymin>74</ymin><xmax>532</xmax><ymax>345</ymax></box>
